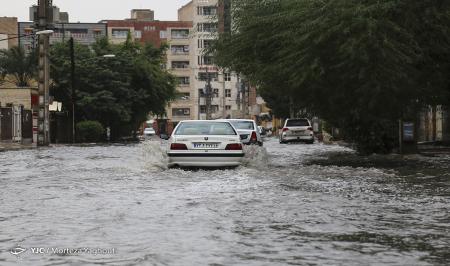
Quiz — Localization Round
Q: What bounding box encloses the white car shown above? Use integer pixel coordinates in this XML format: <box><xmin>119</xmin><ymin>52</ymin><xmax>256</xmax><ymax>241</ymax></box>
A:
<box><xmin>218</xmin><ymin>119</ymin><xmax>263</xmax><ymax>146</ymax></box>
<box><xmin>279</xmin><ymin>118</ymin><xmax>314</xmax><ymax>144</ymax></box>
<box><xmin>167</xmin><ymin>120</ymin><xmax>245</xmax><ymax>168</ymax></box>
<box><xmin>143</xmin><ymin>127</ymin><xmax>156</xmax><ymax>136</ymax></box>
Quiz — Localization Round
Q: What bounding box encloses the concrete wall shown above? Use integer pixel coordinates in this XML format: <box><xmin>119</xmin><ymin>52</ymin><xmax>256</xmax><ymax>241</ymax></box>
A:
<box><xmin>0</xmin><ymin>17</ymin><xmax>18</xmax><ymax>48</ymax></box>
<box><xmin>178</xmin><ymin>1</ymin><xmax>194</xmax><ymax>21</ymax></box>
<box><xmin>0</xmin><ymin>88</ymin><xmax>36</xmax><ymax>109</ymax></box>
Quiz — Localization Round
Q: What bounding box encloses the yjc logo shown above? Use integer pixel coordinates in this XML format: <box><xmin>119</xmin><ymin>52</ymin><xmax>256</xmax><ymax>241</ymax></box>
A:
<box><xmin>10</xmin><ymin>246</ymin><xmax>27</xmax><ymax>256</ymax></box>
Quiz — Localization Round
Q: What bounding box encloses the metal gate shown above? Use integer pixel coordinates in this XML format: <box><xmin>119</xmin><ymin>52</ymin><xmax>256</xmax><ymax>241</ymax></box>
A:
<box><xmin>1</xmin><ymin>107</ymin><xmax>13</xmax><ymax>141</ymax></box>
<box><xmin>22</xmin><ymin>109</ymin><xmax>33</xmax><ymax>139</ymax></box>
<box><xmin>12</xmin><ymin>106</ymin><xmax>22</xmax><ymax>142</ymax></box>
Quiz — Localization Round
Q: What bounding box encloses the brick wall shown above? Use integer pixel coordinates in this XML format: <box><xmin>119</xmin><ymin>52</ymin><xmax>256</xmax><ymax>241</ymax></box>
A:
<box><xmin>106</xmin><ymin>20</ymin><xmax>193</xmax><ymax>47</ymax></box>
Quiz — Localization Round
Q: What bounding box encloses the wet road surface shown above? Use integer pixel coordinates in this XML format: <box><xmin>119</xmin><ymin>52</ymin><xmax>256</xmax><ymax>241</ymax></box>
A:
<box><xmin>1</xmin><ymin>139</ymin><xmax>449</xmax><ymax>265</ymax></box>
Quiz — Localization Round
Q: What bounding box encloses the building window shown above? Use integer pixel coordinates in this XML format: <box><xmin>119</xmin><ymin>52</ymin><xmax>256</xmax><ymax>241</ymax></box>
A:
<box><xmin>135</xmin><ymin>30</ymin><xmax>142</xmax><ymax>39</ymax></box>
<box><xmin>198</xmin><ymin>56</ymin><xmax>214</xmax><ymax>65</ymax></box>
<box><xmin>93</xmin><ymin>29</ymin><xmax>102</xmax><ymax>37</ymax></box>
<box><xmin>200</xmin><ymin>105</ymin><xmax>219</xmax><ymax>113</ymax></box>
<box><xmin>160</xmin><ymin>30</ymin><xmax>168</xmax><ymax>38</ymax></box>
<box><xmin>225</xmin><ymin>105</ymin><xmax>231</xmax><ymax>110</ymax></box>
<box><xmin>213</xmin><ymin>89</ymin><xmax>219</xmax><ymax>97</ymax></box>
<box><xmin>198</xmin><ymin>89</ymin><xmax>205</xmax><ymax>97</ymax></box>
<box><xmin>177</xmin><ymin>93</ymin><xmax>190</xmax><ymax>100</ymax></box>
<box><xmin>225</xmin><ymin>89</ymin><xmax>231</xmax><ymax>97</ymax></box>
<box><xmin>197</xmin><ymin>23</ymin><xmax>217</xmax><ymax>33</ymax></box>
<box><xmin>172</xmin><ymin>61</ymin><xmax>189</xmax><ymax>69</ymax></box>
<box><xmin>112</xmin><ymin>29</ymin><xmax>130</xmax><ymax>38</ymax></box>
<box><xmin>171</xmin><ymin>45</ymin><xmax>189</xmax><ymax>54</ymax></box>
<box><xmin>204</xmin><ymin>56</ymin><xmax>214</xmax><ymax>65</ymax></box>
<box><xmin>172</xmin><ymin>108</ymin><xmax>190</xmax><ymax>116</ymax></box>
<box><xmin>224</xmin><ymin>73</ymin><xmax>231</xmax><ymax>82</ymax></box>
<box><xmin>198</xmin><ymin>6</ymin><xmax>217</xmax><ymax>16</ymax></box>
<box><xmin>198</xmin><ymin>39</ymin><xmax>213</xmax><ymax>49</ymax></box>
<box><xmin>177</xmin><ymin>77</ymin><xmax>190</xmax><ymax>85</ymax></box>
<box><xmin>171</xmin><ymin>29</ymin><xmax>189</xmax><ymax>39</ymax></box>
<box><xmin>203</xmin><ymin>39</ymin><xmax>213</xmax><ymax>48</ymax></box>
<box><xmin>198</xmin><ymin>72</ymin><xmax>218</xmax><ymax>81</ymax></box>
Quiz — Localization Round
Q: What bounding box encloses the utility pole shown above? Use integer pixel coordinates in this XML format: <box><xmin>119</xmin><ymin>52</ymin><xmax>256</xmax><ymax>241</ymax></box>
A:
<box><xmin>241</xmin><ymin>79</ymin><xmax>246</xmax><ymax>118</ymax></box>
<box><xmin>37</xmin><ymin>0</ymin><xmax>52</xmax><ymax>146</ymax></box>
<box><xmin>221</xmin><ymin>70</ymin><xmax>226</xmax><ymax>119</ymax></box>
<box><xmin>69</xmin><ymin>37</ymin><xmax>75</xmax><ymax>143</ymax></box>
<box><xmin>236</xmin><ymin>74</ymin><xmax>241</xmax><ymax>117</ymax></box>
<box><xmin>205</xmin><ymin>67</ymin><xmax>213</xmax><ymax>120</ymax></box>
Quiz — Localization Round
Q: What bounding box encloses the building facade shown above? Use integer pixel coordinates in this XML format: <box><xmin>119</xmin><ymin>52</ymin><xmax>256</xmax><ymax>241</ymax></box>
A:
<box><xmin>178</xmin><ymin>0</ymin><xmax>255</xmax><ymax>120</ymax></box>
<box><xmin>0</xmin><ymin>17</ymin><xmax>18</xmax><ymax>49</ymax></box>
<box><xmin>18</xmin><ymin>22</ymin><xmax>108</xmax><ymax>52</ymax></box>
<box><xmin>105</xmin><ymin>15</ymin><xmax>195</xmax><ymax>123</ymax></box>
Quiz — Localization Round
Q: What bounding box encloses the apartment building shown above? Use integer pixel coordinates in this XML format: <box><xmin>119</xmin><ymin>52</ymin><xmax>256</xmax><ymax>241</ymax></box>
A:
<box><xmin>178</xmin><ymin>0</ymin><xmax>254</xmax><ymax>120</ymax></box>
<box><xmin>104</xmin><ymin>12</ymin><xmax>195</xmax><ymax>123</ymax></box>
<box><xmin>0</xmin><ymin>17</ymin><xmax>18</xmax><ymax>49</ymax></box>
<box><xmin>18</xmin><ymin>22</ymin><xmax>107</xmax><ymax>52</ymax></box>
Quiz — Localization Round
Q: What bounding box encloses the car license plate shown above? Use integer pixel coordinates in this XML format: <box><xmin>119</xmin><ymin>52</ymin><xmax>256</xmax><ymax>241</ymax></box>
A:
<box><xmin>293</xmin><ymin>130</ymin><xmax>304</xmax><ymax>135</ymax></box>
<box><xmin>194</xmin><ymin>143</ymin><xmax>219</xmax><ymax>149</ymax></box>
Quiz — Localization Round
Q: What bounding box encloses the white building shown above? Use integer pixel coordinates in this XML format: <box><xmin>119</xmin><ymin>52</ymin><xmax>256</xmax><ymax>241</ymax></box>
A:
<box><xmin>178</xmin><ymin>0</ymin><xmax>245</xmax><ymax>120</ymax></box>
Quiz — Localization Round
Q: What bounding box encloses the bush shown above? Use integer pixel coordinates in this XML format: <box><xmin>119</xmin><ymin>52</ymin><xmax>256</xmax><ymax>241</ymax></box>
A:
<box><xmin>76</xmin><ymin>120</ymin><xmax>105</xmax><ymax>143</ymax></box>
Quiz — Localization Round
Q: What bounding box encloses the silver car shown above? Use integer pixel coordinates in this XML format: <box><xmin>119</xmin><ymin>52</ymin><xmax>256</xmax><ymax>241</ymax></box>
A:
<box><xmin>219</xmin><ymin>119</ymin><xmax>263</xmax><ymax>146</ymax></box>
<box><xmin>279</xmin><ymin>118</ymin><xmax>314</xmax><ymax>144</ymax></box>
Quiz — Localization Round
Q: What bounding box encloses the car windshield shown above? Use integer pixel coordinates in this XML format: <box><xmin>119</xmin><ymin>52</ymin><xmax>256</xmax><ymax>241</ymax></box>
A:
<box><xmin>229</xmin><ymin>121</ymin><xmax>254</xmax><ymax>130</ymax></box>
<box><xmin>175</xmin><ymin>122</ymin><xmax>237</xmax><ymax>135</ymax></box>
<box><xmin>286</xmin><ymin>119</ymin><xmax>309</xmax><ymax>127</ymax></box>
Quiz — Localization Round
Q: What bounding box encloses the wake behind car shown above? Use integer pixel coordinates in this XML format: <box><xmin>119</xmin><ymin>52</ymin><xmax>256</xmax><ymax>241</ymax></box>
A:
<box><xmin>218</xmin><ymin>119</ymin><xmax>262</xmax><ymax>146</ymax></box>
<box><xmin>279</xmin><ymin>118</ymin><xmax>314</xmax><ymax>144</ymax></box>
<box><xmin>167</xmin><ymin>120</ymin><xmax>245</xmax><ymax>168</ymax></box>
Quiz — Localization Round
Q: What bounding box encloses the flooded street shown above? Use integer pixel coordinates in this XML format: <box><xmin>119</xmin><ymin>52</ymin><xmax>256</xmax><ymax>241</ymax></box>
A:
<box><xmin>1</xmin><ymin>139</ymin><xmax>449</xmax><ymax>265</ymax></box>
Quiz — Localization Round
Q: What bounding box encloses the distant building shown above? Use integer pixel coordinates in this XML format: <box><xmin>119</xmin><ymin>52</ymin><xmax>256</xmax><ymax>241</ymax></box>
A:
<box><xmin>130</xmin><ymin>9</ymin><xmax>154</xmax><ymax>21</ymax></box>
<box><xmin>179</xmin><ymin>0</ymin><xmax>256</xmax><ymax>120</ymax></box>
<box><xmin>29</xmin><ymin>5</ymin><xmax>69</xmax><ymax>24</ymax></box>
<box><xmin>0</xmin><ymin>17</ymin><xmax>18</xmax><ymax>49</ymax></box>
<box><xmin>103</xmin><ymin>16</ymin><xmax>195</xmax><ymax>123</ymax></box>
<box><xmin>18</xmin><ymin>22</ymin><xmax>108</xmax><ymax>51</ymax></box>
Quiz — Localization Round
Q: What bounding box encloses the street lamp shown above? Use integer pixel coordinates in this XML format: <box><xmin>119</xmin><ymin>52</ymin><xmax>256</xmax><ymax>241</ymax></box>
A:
<box><xmin>35</xmin><ymin>30</ymin><xmax>54</xmax><ymax>35</ymax></box>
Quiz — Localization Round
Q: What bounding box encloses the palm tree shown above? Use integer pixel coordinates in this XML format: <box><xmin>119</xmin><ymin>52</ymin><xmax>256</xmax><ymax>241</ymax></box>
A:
<box><xmin>0</xmin><ymin>46</ymin><xmax>37</xmax><ymax>87</ymax></box>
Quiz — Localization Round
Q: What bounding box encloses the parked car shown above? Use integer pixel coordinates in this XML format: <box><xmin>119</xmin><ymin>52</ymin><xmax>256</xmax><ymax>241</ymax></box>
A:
<box><xmin>218</xmin><ymin>119</ymin><xmax>263</xmax><ymax>146</ymax></box>
<box><xmin>279</xmin><ymin>118</ymin><xmax>314</xmax><ymax>144</ymax></box>
<box><xmin>167</xmin><ymin>120</ymin><xmax>245</xmax><ymax>168</ymax></box>
<box><xmin>143</xmin><ymin>127</ymin><xmax>156</xmax><ymax>136</ymax></box>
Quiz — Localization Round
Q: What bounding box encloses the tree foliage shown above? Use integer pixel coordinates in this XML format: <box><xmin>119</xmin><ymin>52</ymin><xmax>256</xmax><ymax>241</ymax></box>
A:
<box><xmin>211</xmin><ymin>0</ymin><xmax>450</xmax><ymax>153</ymax></box>
<box><xmin>0</xmin><ymin>46</ymin><xmax>37</xmax><ymax>87</ymax></box>
<box><xmin>50</xmin><ymin>37</ymin><xmax>176</xmax><ymax>140</ymax></box>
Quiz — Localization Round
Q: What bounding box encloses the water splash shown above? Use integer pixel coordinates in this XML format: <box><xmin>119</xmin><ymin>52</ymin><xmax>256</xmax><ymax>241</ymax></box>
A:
<box><xmin>141</xmin><ymin>140</ymin><xmax>168</xmax><ymax>171</ymax></box>
<box><xmin>242</xmin><ymin>144</ymin><xmax>269</xmax><ymax>169</ymax></box>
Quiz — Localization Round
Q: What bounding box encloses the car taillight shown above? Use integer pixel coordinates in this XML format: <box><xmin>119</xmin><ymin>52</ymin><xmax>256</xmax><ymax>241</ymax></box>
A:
<box><xmin>225</xmin><ymin>143</ymin><xmax>243</xmax><ymax>150</ymax></box>
<box><xmin>307</xmin><ymin>127</ymin><xmax>313</xmax><ymax>131</ymax></box>
<box><xmin>282</xmin><ymin>128</ymin><xmax>289</xmax><ymax>132</ymax></box>
<box><xmin>170</xmin><ymin>143</ymin><xmax>187</xmax><ymax>150</ymax></box>
<box><xmin>250</xmin><ymin>131</ymin><xmax>257</xmax><ymax>141</ymax></box>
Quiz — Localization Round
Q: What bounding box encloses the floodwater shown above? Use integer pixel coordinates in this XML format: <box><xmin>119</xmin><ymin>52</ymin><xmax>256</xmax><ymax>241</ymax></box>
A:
<box><xmin>0</xmin><ymin>138</ymin><xmax>449</xmax><ymax>265</ymax></box>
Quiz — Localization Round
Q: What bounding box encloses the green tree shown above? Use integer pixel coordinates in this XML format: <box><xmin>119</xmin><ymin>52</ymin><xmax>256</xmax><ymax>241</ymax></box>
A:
<box><xmin>50</xmin><ymin>38</ymin><xmax>176</xmax><ymax>141</ymax></box>
<box><xmin>211</xmin><ymin>0</ymin><xmax>450</xmax><ymax>154</ymax></box>
<box><xmin>0</xmin><ymin>46</ymin><xmax>37</xmax><ymax>87</ymax></box>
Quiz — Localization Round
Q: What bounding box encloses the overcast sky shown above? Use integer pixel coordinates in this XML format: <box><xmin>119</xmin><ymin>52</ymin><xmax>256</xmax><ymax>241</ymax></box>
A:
<box><xmin>0</xmin><ymin>0</ymin><xmax>191</xmax><ymax>22</ymax></box>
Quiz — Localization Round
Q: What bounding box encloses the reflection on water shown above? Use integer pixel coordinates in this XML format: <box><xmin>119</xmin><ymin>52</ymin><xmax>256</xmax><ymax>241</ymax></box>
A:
<box><xmin>0</xmin><ymin>139</ymin><xmax>449</xmax><ymax>265</ymax></box>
